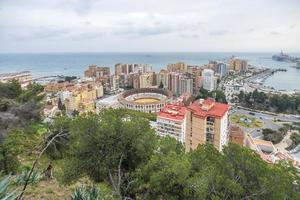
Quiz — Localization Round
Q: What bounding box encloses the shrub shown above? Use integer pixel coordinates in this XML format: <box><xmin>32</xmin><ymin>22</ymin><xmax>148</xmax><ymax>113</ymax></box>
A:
<box><xmin>71</xmin><ymin>186</ymin><xmax>100</xmax><ymax>200</ymax></box>
<box><xmin>15</xmin><ymin>169</ymin><xmax>41</xmax><ymax>185</ymax></box>
<box><xmin>0</xmin><ymin>175</ymin><xmax>18</xmax><ymax>200</ymax></box>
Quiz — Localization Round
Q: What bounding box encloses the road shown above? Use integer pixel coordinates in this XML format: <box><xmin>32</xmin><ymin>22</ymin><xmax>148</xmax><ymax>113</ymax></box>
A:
<box><xmin>233</xmin><ymin>107</ymin><xmax>300</xmax><ymax>123</ymax></box>
<box><xmin>230</xmin><ymin>107</ymin><xmax>300</xmax><ymax>139</ymax></box>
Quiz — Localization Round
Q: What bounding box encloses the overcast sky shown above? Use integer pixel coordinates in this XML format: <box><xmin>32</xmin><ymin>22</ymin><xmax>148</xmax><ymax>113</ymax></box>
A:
<box><xmin>0</xmin><ymin>0</ymin><xmax>299</xmax><ymax>53</ymax></box>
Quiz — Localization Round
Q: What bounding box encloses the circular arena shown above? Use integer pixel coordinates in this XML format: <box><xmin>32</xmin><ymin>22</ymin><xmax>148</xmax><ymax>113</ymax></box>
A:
<box><xmin>118</xmin><ymin>88</ymin><xmax>173</xmax><ymax>113</ymax></box>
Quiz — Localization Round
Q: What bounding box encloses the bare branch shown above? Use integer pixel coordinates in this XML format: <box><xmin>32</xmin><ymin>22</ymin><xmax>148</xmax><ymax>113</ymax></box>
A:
<box><xmin>17</xmin><ymin>130</ymin><xmax>65</xmax><ymax>200</ymax></box>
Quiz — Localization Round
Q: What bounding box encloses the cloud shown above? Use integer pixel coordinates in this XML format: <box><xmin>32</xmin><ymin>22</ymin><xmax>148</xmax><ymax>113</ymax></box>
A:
<box><xmin>209</xmin><ymin>30</ymin><xmax>228</xmax><ymax>36</ymax></box>
<box><xmin>179</xmin><ymin>34</ymin><xmax>199</xmax><ymax>39</ymax></box>
<box><xmin>0</xmin><ymin>0</ymin><xmax>300</xmax><ymax>52</ymax></box>
<box><xmin>10</xmin><ymin>26</ymin><xmax>70</xmax><ymax>40</ymax></box>
<box><xmin>270</xmin><ymin>31</ymin><xmax>280</xmax><ymax>35</ymax></box>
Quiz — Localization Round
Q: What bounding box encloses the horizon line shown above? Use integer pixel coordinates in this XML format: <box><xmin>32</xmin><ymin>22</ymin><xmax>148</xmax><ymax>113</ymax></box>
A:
<box><xmin>1</xmin><ymin>51</ymin><xmax>300</xmax><ymax>54</ymax></box>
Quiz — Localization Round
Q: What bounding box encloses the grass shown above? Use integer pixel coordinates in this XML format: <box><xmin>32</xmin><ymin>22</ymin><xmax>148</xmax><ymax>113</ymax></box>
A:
<box><xmin>230</xmin><ymin>114</ymin><xmax>263</xmax><ymax>128</ymax></box>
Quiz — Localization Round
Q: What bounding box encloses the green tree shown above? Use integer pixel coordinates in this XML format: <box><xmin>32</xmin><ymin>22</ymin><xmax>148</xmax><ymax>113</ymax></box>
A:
<box><xmin>133</xmin><ymin>137</ymin><xmax>189</xmax><ymax>200</ymax></box>
<box><xmin>158</xmin><ymin>81</ymin><xmax>164</xmax><ymax>89</ymax></box>
<box><xmin>0</xmin><ymin>129</ymin><xmax>26</xmax><ymax>174</ymax></box>
<box><xmin>0</xmin><ymin>80</ymin><xmax>22</xmax><ymax>99</ymax></box>
<box><xmin>62</xmin><ymin>109</ymin><xmax>158</xmax><ymax>198</ymax></box>
<box><xmin>45</xmin><ymin>116</ymin><xmax>71</xmax><ymax>159</ymax></box>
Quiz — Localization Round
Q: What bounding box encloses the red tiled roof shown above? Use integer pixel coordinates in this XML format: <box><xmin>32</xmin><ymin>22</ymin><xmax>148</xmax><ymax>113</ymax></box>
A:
<box><xmin>188</xmin><ymin>99</ymin><xmax>229</xmax><ymax>118</ymax></box>
<box><xmin>158</xmin><ymin>104</ymin><xmax>187</xmax><ymax>121</ymax></box>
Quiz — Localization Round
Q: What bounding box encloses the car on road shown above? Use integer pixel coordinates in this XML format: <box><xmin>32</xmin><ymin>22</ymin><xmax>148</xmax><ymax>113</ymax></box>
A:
<box><xmin>249</xmin><ymin>112</ymin><xmax>256</xmax><ymax>116</ymax></box>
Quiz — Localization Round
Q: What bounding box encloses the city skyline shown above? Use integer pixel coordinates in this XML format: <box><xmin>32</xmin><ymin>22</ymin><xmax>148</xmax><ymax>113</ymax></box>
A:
<box><xmin>0</xmin><ymin>0</ymin><xmax>300</xmax><ymax>53</ymax></box>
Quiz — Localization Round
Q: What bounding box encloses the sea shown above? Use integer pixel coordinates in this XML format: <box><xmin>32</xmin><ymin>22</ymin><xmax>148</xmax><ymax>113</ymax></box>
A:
<box><xmin>0</xmin><ymin>52</ymin><xmax>299</xmax><ymax>91</ymax></box>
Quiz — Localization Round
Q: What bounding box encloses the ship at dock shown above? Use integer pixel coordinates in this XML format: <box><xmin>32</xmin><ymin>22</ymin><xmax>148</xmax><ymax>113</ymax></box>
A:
<box><xmin>272</xmin><ymin>50</ymin><xmax>300</xmax><ymax>62</ymax></box>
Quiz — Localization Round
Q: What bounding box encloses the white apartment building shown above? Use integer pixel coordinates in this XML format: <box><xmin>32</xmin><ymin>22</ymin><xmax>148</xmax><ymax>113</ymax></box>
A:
<box><xmin>156</xmin><ymin>104</ymin><xmax>187</xmax><ymax>143</ymax></box>
<box><xmin>179</xmin><ymin>77</ymin><xmax>193</xmax><ymax>95</ymax></box>
<box><xmin>202</xmin><ymin>69</ymin><xmax>215</xmax><ymax>91</ymax></box>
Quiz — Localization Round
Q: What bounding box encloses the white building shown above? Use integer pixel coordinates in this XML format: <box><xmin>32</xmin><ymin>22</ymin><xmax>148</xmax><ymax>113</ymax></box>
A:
<box><xmin>202</xmin><ymin>69</ymin><xmax>215</xmax><ymax>91</ymax></box>
<box><xmin>110</xmin><ymin>75</ymin><xmax>119</xmax><ymax>92</ymax></box>
<box><xmin>0</xmin><ymin>71</ymin><xmax>32</xmax><ymax>87</ymax></box>
<box><xmin>156</xmin><ymin>104</ymin><xmax>187</xmax><ymax>143</ymax></box>
<box><xmin>58</xmin><ymin>91</ymin><xmax>71</xmax><ymax>104</ymax></box>
<box><xmin>179</xmin><ymin>77</ymin><xmax>193</xmax><ymax>95</ymax></box>
<box><xmin>96</xmin><ymin>94</ymin><xmax>120</xmax><ymax>113</ymax></box>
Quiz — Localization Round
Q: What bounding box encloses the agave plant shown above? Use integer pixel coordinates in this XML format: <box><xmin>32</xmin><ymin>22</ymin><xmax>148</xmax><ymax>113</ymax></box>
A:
<box><xmin>71</xmin><ymin>186</ymin><xmax>100</xmax><ymax>200</ymax></box>
<box><xmin>15</xmin><ymin>169</ymin><xmax>41</xmax><ymax>185</ymax></box>
<box><xmin>0</xmin><ymin>175</ymin><xmax>17</xmax><ymax>200</ymax></box>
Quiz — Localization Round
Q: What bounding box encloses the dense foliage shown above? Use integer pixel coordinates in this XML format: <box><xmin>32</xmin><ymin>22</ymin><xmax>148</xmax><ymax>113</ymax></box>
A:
<box><xmin>0</xmin><ymin>81</ymin><xmax>44</xmax><ymax>174</ymax></box>
<box><xmin>59</xmin><ymin>109</ymin><xmax>300</xmax><ymax>200</ymax></box>
<box><xmin>0</xmin><ymin>175</ymin><xmax>17</xmax><ymax>200</ymax></box>
<box><xmin>196</xmin><ymin>87</ymin><xmax>227</xmax><ymax>103</ymax></box>
<box><xmin>238</xmin><ymin>89</ymin><xmax>300</xmax><ymax>114</ymax></box>
<box><xmin>262</xmin><ymin>128</ymin><xmax>288</xmax><ymax>144</ymax></box>
<box><xmin>286</xmin><ymin>133</ymin><xmax>300</xmax><ymax>150</ymax></box>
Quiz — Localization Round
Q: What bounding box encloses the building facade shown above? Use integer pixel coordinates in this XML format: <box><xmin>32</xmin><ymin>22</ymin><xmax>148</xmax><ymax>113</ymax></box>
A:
<box><xmin>167</xmin><ymin>62</ymin><xmax>188</xmax><ymax>73</ymax></box>
<box><xmin>185</xmin><ymin>99</ymin><xmax>229</xmax><ymax>151</ymax></box>
<box><xmin>229</xmin><ymin>59</ymin><xmax>248</xmax><ymax>73</ymax></box>
<box><xmin>139</xmin><ymin>72</ymin><xmax>154</xmax><ymax>88</ymax></box>
<box><xmin>179</xmin><ymin>77</ymin><xmax>193</xmax><ymax>95</ymax></box>
<box><xmin>0</xmin><ymin>71</ymin><xmax>32</xmax><ymax>87</ymax></box>
<box><xmin>168</xmin><ymin>72</ymin><xmax>180</xmax><ymax>96</ymax></box>
<box><xmin>202</xmin><ymin>69</ymin><xmax>215</xmax><ymax>91</ymax></box>
<box><xmin>115</xmin><ymin>63</ymin><xmax>152</xmax><ymax>75</ymax></box>
<box><xmin>157</xmin><ymin>104</ymin><xmax>187</xmax><ymax>143</ymax></box>
<box><xmin>214</xmin><ymin>62</ymin><xmax>228</xmax><ymax>77</ymax></box>
<box><xmin>84</xmin><ymin>65</ymin><xmax>110</xmax><ymax>78</ymax></box>
<box><xmin>157</xmin><ymin>69</ymin><xmax>169</xmax><ymax>89</ymax></box>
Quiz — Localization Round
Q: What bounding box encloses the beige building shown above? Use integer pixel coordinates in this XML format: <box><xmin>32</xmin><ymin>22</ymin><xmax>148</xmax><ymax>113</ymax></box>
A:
<box><xmin>139</xmin><ymin>72</ymin><xmax>154</xmax><ymax>88</ymax></box>
<box><xmin>62</xmin><ymin>82</ymin><xmax>103</xmax><ymax>113</ymax></box>
<box><xmin>229</xmin><ymin>125</ymin><xmax>245</xmax><ymax>146</ymax></box>
<box><xmin>185</xmin><ymin>99</ymin><xmax>229</xmax><ymax>151</ymax></box>
<box><xmin>157</xmin><ymin>69</ymin><xmax>169</xmax><ymax>89</ymax></box>
<box><xmin>84</xmin><ymin>65</ymin><xmax>110</xmax><ymax>78</ymax></box>
<box><xmin>229</xmin><ymin>59</ymin><xmax>248</xmax><ymax>73</ymax></box>
<box><xmin>167</xmin><ymin>62</ymin><xmax>188</xmax><ymax>73</ymax></box>
<box><xmin>115</xmin><ymin>63</ymin><xmax>152</xmax><ymax>75</ymax></box>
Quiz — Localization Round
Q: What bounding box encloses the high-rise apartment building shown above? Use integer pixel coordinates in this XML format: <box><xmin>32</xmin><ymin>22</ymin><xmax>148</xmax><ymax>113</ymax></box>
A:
<box><xmin>179</xmin><ymin>77</ymin><xmax>193</xmax><ymax>95</ymax></box>
<box><xmin>157</xmin><ymin>69</ymin><xmax>169</xmax><ymax>89</ymax></box>
<box><xmin>84</xmin><ymin>65</ymin><xmax>110</xmax><ymax>78</ymax></box>
<box><xmin>115</xmin><ymin>63</ymin><xmax>152</xmax><ymax>75</ymax></box>
<box><xmin>132</xmin><ymin>74</ymin><xmax>140</xmax><ymax>89</ymax></box>
<box><xmin>139</xmin><ymin>72</ymin><xmax>154</xmax><ymax>88</ymax></box>
<box><xmin>109</xmin><ymin>75</ymin><xmax>119</xmax><ymax>92</ymax></box>
<box><xmin>167</xmin><ymin>62</ymin><xmax>188</xmax><ymax>73</ymax></box>
<box><xmin>202</xmin><ymin>69</ymin><xmax>215</xmax><ymax>91</ymax></box>
<box><xmin>168</xmin><ymin>72</ymin><xmax>180</xmax><ymax>96</ymax></box>
<box><xmin>194</xmin><ymin>75</ymin><xmax>203</xmax><ymax>94</ymax></box>
<box><xmin>157</xmin><ymin>104</ymin><xmax>187</xmax><ymax>143</ymax></box>
<box><xmin>214</xmin><ymin>62</ymin><xmax>228</xmax><ymax>77</ymax></box>
<box><xmin>185</xmin><ymin>99</ymin><xmax>229</xmax><ymax>151</ymax></box>
<box><xmin>229</xmin><ymin>59</ymin><xmax>248</xmax><ymax>73</ymax></box>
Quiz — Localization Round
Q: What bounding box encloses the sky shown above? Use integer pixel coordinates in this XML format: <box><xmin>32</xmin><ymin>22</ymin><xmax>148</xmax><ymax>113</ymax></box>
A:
<box><xmin>0</xmin><ymin>0</ymin><xmax>299</xmax><ymax>53</ymax></box>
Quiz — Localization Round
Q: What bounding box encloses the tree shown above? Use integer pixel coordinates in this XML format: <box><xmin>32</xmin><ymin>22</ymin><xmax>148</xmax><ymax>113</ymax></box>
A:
<box><xmin>196</xmin><ymin>87</ymin><xmax>227</xmax><ymax>103</ymax></box>
<box><xmin>57</xmin><ymin>98</ymin><xmax>65</xmax><ymax>111</ymax></box>
<box><xmin>0</xmin><ymin>80</ymin><xmax>22</xmax><ymax>99</ymax></box>
<box><xmin>133</xmin><ymin>137</ymin><xmax>189</xmax><ymax>200</ymax></box>
<box><xmin>62</xmin><ymin>109</ymin><xmax>158</xmax><ymax>198</ymax></box>
<box><xmin>0</xmin><ymin>129</ymin><xmax>26</xmax><ymax>174</ymax></box>
<box><xmin>159</xmin><ymin>81</ymin><xmax>164</xmax><ymax>89</ymax></box>
<box><xmin>45</xmin><ymin>116</ymin><xmax>71</xmax><ymax>159</ymax></box>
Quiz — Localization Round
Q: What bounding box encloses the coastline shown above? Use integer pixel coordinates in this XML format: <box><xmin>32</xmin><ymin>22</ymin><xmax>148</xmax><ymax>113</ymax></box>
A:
<box><xmin>1</xmin><ymin>52</ymin><xmax>300</xmax><ymax>91</ymax></box>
